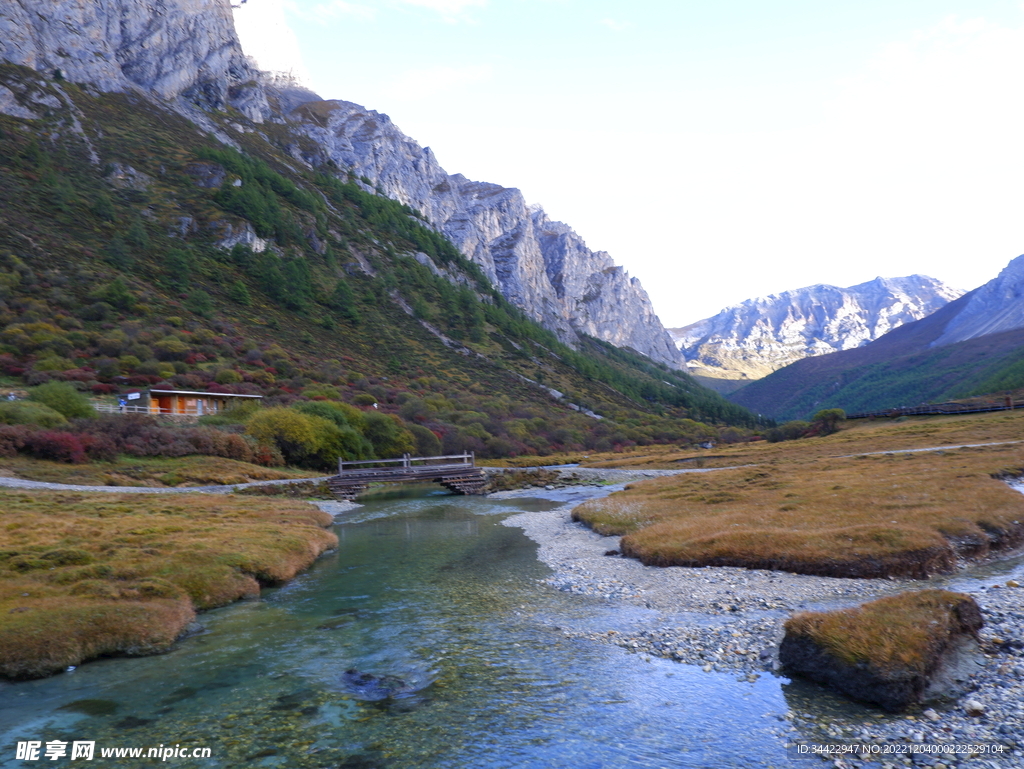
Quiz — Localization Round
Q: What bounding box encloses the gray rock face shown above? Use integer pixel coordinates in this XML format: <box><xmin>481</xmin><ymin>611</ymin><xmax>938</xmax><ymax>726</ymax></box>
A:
<box><xmin>0</xmin><ymin>0</ymin><xmax>268</xmax><ymax>120</ymax></box>
<box><xmin>931</xmin><ymin>254</ymin><xmax>1024</xmax><ymax>347</ymax></box>
<box><xmin>670</xmin><ymin>276</ymin><xmax>962</xmax><ymax>382</ymax></box>
<box><xmin>290</xmin><ymin>100</ymin><xmax>681</xmax><ymax>367</ymax></box>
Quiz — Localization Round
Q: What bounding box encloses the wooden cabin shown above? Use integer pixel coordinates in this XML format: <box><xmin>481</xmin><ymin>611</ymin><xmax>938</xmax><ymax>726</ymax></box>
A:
<box><xmin>145</xmin><ymin>389</ymin><xmax>262</xmax><ymax>417</ymax></box>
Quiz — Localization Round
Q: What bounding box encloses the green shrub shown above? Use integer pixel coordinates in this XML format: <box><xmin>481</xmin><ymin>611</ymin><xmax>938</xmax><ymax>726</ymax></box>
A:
<box><xmin>228</xmin><ymin>280</ymin><xmax>251</xmax><ymax>305</ymax></box>
<box><xmin>362</xmin><ymin>412</ymin><xmax>415</xmax><ymax>459</ymax></box>
<box><xmin>198</xmin><ymin>400</ymin><xmax>260</xmax><ymax>426</ymax></box>
<box><xmin>184</xmin><ymin>290</ymin><xmax>214</xmax><ymax>318</ymax></box>
<box><xmin>302</xmin><ymin>385</ymin><xmax>341</xmax><ymax>400</ymax></box>
<box><xmin>312</xmin><ymin>420</ymin><xmax>373</xmax><ymax>465</ymax></box>
<box><xmin>813</xmin><ymin>408</ymin><xmax>846</xmax><ymax>435</ymax></box>
<box><xmin>293</xmin><ymin>401</ymin><xmax>373</xmax><ymax>461</ymax></box>
<box><xmin>0</xmin><ymin>400</ymin><xmax>68</xmax><ymax>428</ymax></box>
<box><xmin>214</xmin><ymin>369</ymin><xmax>242</xmax><ymax>384</ymax></box>
<box><xmin>28</xmin><ymin>382</ymin><xmax>95</xmax><ymax>420</ymax></box>
<box><xmin>245</xmin><ymin>407</ymin><xmax>323</xmax><ymax>467</ymax></box>
<box><xmin>408</xmin><ymin>424</ymin><xmax>441</xmax><ymax>456</ymax></box>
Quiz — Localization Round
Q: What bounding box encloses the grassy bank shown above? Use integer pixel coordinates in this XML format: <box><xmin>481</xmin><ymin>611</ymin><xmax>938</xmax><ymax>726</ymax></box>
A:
<box><xmin>0</xmin><ymin>490</ymin><xmax>337</xmax><ymax>679</ymax></box>
<box><xmin>572</xmin><ymin>411</ymin><xmax>1024</xmax><ymax>577</ymax></box>
<box><xmin>0</xmin><ymin>455</ymin><xmax>317</xmax><ymax>487</ymax></box>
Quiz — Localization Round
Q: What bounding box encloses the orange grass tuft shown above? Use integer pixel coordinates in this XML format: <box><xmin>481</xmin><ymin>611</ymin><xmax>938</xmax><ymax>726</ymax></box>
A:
<box><xmin>784</xmin><ymin>590</ymin><xmax>981</xmax><ymax>674</ymax></box>
<box><xmin>572</xmin><ymin>441</ymin><xmax>1024</xmax><ymax>577</ymax></box>
<box><xmin>0</xmin><ymin>491</ymin><xmax>337</xmax><ymax>678</ymax></box>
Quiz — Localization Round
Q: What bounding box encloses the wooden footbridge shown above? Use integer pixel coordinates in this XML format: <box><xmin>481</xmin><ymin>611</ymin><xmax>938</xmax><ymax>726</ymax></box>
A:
<box><xmin>327</xmin><ymin>452</ymin><xmax>487</xmax><ymax>500</ymax></box>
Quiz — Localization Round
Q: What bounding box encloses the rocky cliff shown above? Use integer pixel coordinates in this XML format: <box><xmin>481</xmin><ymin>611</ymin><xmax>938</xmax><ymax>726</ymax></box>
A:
<box><xmin>288</xmin><ymin>99</ymin><xmax>680</xmax><ymax>366</ymax></box>
<box><xmin>670</xmin><ymin>276</ymin><xmax>962</xmax><ymax>390</ymax></box>
<box><xmin>0</xmin><ymin>0</ymin><xmax>680</xmax><ymax>368</ymax></box>
<box><xmin>0</xmin><ymin>0</ymin><xmax>268</xmax><ymax>120</ymax></box>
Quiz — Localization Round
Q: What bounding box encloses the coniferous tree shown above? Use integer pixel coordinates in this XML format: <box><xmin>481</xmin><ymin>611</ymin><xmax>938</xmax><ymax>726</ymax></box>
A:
<box><xmin>329</xmin><ymin>277</ymin><xmax>360</xmax><ymax>324</ymax></box>
<box><xmin>228</xmin><ymin>280</ymin><xmax>252</xmax><ymax>306</ymax></box>
<box><xmin>104</xmin><ymin>235</ymin><xmax>132</xmax><ymax>270</ymax></box>
<box><xmin>126</xmin><ymin>217</ymin><xmax>149</xmax><ymax>250</ymax></box>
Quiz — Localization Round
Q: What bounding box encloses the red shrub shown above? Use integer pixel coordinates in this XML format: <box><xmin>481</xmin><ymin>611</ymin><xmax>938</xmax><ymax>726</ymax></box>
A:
<box><xmin>79</xmin><ymin>433</ymin><xmax>118</xmax><ymax>462</ymax></box>
<box><xmin>24</xmin><ymin>431</ymin><xmax>87</xmax><ymax>463</ymax></box>
<box><xmin>91</xmin><ymin>383</ymin><xmax>119</xmax><ymax>395</ymax></box>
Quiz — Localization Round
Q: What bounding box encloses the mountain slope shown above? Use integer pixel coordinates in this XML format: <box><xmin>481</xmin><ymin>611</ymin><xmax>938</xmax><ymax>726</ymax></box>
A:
<box><xmin>670</xmin><ymin>276</ymin><xmax>962</xmax><ymax>391</ymax></box>
<box><xmin>0</xmin><ymin>4</ymin><xmax>759</xmax><ymax>460</ymax></box>
<box><xmin>0</xmin><ymin>0</ymin><xmax>680</xmax><ymax>369</ymax></box>
<box><xmin>730</xmin><ymin>257</ymin><xmax>1024</xmax><ymax>420</ymax></box>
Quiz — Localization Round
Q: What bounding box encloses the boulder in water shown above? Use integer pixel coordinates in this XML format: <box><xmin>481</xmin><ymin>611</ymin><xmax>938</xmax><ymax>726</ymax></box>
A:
<box><xmin>779</xmin><ymin>590</ymin><xmax>983</xmax><ymax>712</ymax></box>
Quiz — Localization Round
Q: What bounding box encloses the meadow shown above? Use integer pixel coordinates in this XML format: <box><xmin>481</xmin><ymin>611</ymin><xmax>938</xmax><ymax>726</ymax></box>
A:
<box><xmin>571</xmin><ymin>410</ymin><xmax>1024</xmax><ymax>578</ymax></box>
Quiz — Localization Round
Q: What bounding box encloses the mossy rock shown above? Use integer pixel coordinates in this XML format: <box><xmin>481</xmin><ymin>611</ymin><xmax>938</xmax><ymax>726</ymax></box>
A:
<box><xmin>779</xmin><ymin>590</ymin><xmax>983</xmax><ymax>711</ymax></box>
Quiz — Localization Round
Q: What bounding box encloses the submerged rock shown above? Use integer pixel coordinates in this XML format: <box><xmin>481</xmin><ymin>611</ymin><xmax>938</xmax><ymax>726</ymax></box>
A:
<box><xmin>779</xmin><ymin>590</ymin><xmax>983</xmax><ymax>712</ymax></box>
<box><xmin>341</xmin><ymin>669</ymin><xmax>414</xmax><ymax>700</ymax></box>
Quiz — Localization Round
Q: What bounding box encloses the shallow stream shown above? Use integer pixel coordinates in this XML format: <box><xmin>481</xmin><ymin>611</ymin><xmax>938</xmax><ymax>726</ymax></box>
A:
<box><xmin>0</xmin><ymin>487</ymin><xmax>974</xmax><ymax>768</ymax></box>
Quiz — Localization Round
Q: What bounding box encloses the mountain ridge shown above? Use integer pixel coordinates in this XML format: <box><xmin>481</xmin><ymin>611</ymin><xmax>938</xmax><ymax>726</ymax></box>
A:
<box><xmin>670</xmin><ymin>274</ymin><xmax>962</xmax><ymax>390</ymax></box>
<box><xmin>730</xmin><ymin>256</ymin><xmax>1024</xmax><ymax>419</ymax></box>
<box><xmin>288</xmin><ymin>98</ymin><xmax>681</xmax><ymax>366</ymax></box>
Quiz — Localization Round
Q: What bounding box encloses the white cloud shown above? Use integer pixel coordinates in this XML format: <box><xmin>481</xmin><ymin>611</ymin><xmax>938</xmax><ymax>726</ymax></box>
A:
<box><xmin>398</xmin><ymin>0</ymin><xmax>487</xmax><ymax>22</ymax></box>
<box><xmin>301</xmin><ymin>0</ymin><xmax>376</xmax><ymax>22</ymax></box>
<box><xmin>599</xmin><ymin>18</ymin><xmax>631</xmax><ymax>32</ymax></box>
<box><xmin>827</xmin><ymin>15</ymin><xmax>1024</xmax><ymax>142</ymax></box>
<box><xmin>383</xmin><ymin>64</ymin><xmax>492</xmax><ymax>100</ymax></box>
<box><xmin>232</xmin><ymin>0</ymin><xmax>311</xmax><ymax>83</ymax></box>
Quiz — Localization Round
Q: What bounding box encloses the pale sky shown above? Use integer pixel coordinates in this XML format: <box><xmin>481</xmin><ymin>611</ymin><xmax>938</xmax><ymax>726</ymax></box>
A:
<box><xmin>232</xmin><ymin>0</ymin><xmax>1024</xmax><ymax>327</ymax></box>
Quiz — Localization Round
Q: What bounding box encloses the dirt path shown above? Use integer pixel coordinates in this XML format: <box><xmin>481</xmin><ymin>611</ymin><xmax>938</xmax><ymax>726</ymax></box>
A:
<box><xmin>834</xmin><ymin>439</ymin><xmax>1024</xmax><ymax>458</ymax></box>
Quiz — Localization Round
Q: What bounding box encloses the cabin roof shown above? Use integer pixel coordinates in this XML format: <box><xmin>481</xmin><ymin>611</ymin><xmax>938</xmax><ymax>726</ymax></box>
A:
<box><xmin>148</xmin><ymin>389</ymin><xmax>263</xmax><ymax>399</ymax></box>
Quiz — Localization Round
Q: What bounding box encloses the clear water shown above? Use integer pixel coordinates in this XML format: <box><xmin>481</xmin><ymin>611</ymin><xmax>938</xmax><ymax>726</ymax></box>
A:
<box><xmin>0</xmin><ymin>489</ymin><xmax>822</xmax><ymax>768</ymax></box>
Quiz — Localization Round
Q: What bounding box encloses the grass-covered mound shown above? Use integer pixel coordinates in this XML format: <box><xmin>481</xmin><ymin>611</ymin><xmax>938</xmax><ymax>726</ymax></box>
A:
<box><xmin>780</xmin><ymin>590</ymin><xmax>983</xmax><ymax>711</ymax></box>
<box><xmin>0</xmin><ymin>490</ymin><xmax>337</xmax><ymax>679</ymax></box>
<box><xmin>571</xmin><ymin>441</ymin><xmax>1024</xmax><ymax>578</ymax></box>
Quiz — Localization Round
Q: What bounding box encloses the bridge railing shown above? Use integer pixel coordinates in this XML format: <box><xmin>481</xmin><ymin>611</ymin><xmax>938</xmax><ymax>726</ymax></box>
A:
<box><xmin>338</xmin><ymin>452</ymin><xmax>475</xmax><ymax>474</ymax></box>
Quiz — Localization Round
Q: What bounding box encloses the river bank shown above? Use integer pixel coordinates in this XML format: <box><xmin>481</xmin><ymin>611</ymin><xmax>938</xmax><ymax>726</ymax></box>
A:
<box><xmin>0</xmin><ymin>489</ymin><xmax>344</xmax><ymax>679</ymax></box>
<box><xmin>498</xmin><ymin>483</ymin><xmax>1024</xmax><ymax>766</ymax></box>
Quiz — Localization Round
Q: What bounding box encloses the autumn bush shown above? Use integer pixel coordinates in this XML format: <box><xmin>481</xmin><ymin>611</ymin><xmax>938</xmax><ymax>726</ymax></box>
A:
<box><xmin>22</xmin><ymin>431</ymin><xmax>88</xmax><ymax>463</ymax></box>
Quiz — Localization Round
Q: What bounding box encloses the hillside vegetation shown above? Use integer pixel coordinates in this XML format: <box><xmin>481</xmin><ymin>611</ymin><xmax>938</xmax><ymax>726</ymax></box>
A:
<box><xmin>0</xmin><ymin>63</ymin><xmax>760</xmax><ymax>473</ymax></box>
